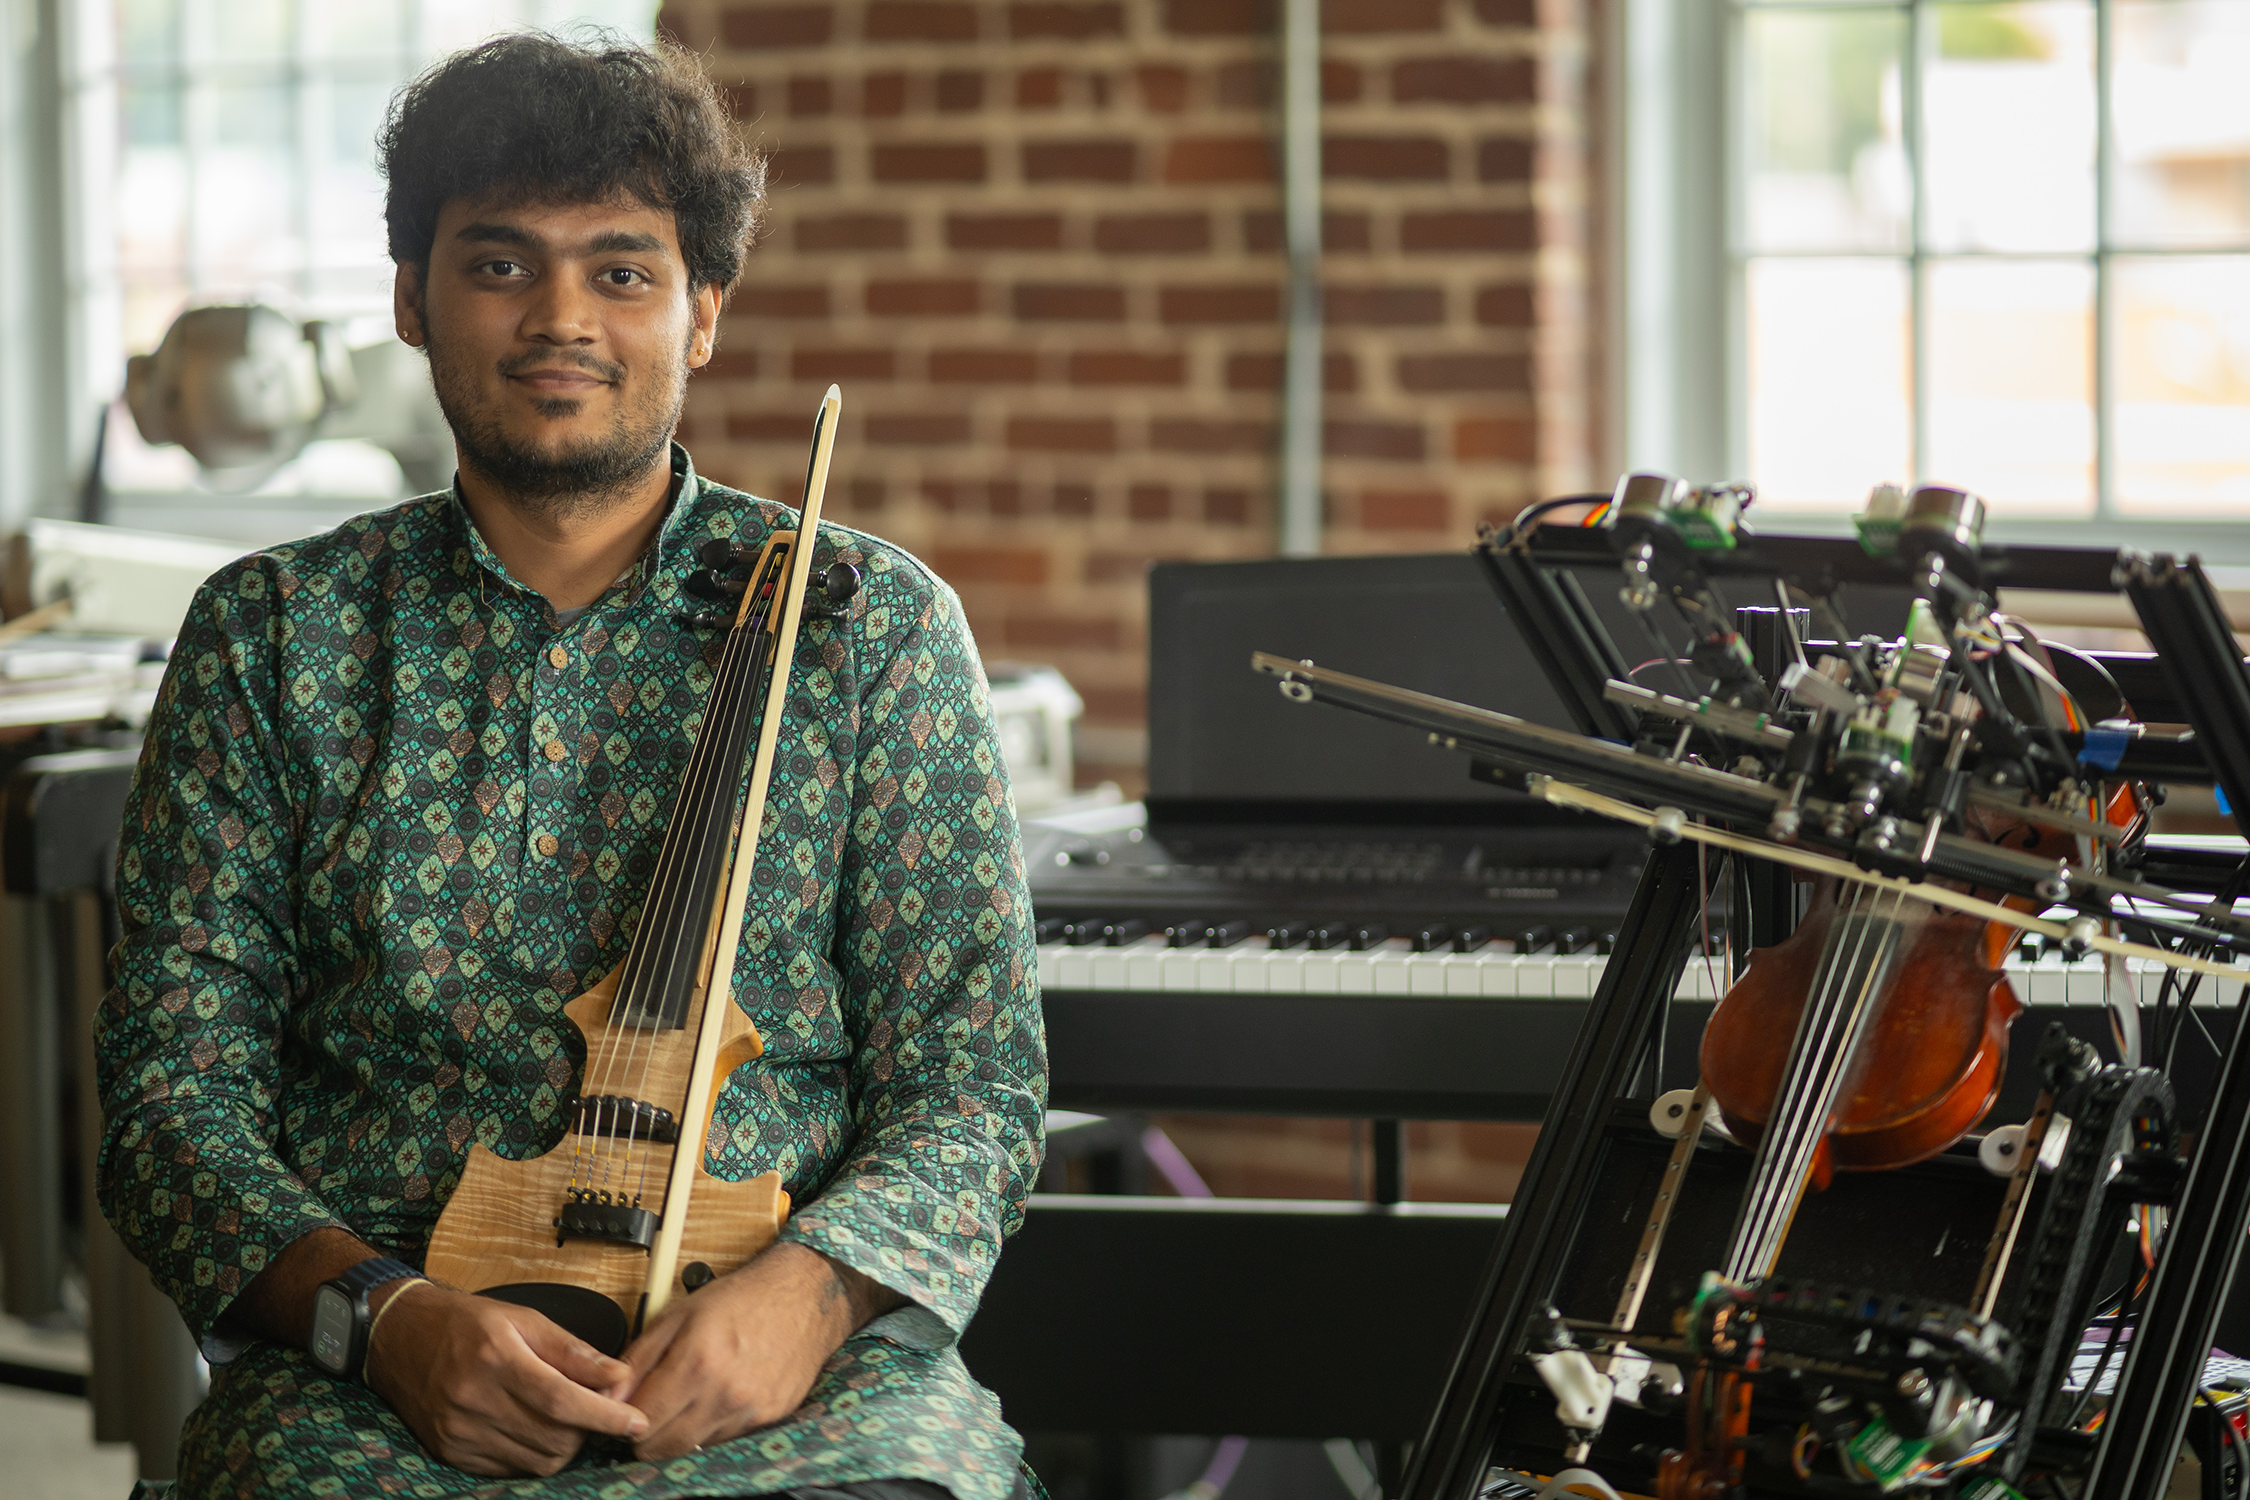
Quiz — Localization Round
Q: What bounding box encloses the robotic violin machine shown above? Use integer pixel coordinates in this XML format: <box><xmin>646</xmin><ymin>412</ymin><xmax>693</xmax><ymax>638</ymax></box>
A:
<box><xmin>1254</xmin><ymin>476</ymin><xmax>2250</xmax><ymax>1500</ymax></box>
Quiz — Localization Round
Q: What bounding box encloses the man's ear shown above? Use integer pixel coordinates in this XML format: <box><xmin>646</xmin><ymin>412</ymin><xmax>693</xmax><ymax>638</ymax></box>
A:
<box><xmin>687</xmin><ymin>283</ymin><xmax>721</xmax><ymax>371</ymax></box>
<box><xmin>394</xmin><ymin>264</ymin><xmax>427</xmax><ymax>349</ymax></box>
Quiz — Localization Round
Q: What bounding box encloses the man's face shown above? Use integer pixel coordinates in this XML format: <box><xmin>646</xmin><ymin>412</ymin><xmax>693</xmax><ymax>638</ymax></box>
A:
<box><xmin>396</xmin><ymin>195</ymin><xmax>720</xmax><ymax>513</ymax></box>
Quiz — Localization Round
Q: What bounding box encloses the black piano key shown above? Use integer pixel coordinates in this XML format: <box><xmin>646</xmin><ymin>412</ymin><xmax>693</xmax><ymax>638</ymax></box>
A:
<box><xmin>1062</xmin><ymin>919</ymin><xmax>1106</xmax><ymax>947</ymax></box>
<box><xmin>1268</xmin><ymin>921</ymin><xmax>1310</xmax><ymax>950</ymax></box>
<box><xmin>1103</xmin><ymin>918</ymin><xmax>1150</xmax><ymax>947</ymax></box>
<box><xmin>1308</xmin><ymin>922</ymin><xmax>1351</xmax><ymax>951</ymax></box>
<box><xmin>1452</xmin><ymin>924</ymin><xmax>1493</xmax><ymax>954</ymax></box>
<box><xmin>1559</xmin><ymin>925</ymin><xmax>1592</xmax><ymax>955</ymax></box>
<box><xmin>1166</xmin><ymin>922</ymin><xmax>1208</xmax><ymax>948</ymax></box>
<box><xmin>1348</xmin><ymin>923</ymin><xmax>1390</xmax><ymax>952</ymax></box>
<box><xmin>1516</xmin><ymin>924</ymin><xmax>1554</xmax><ymax>954</ymax></box>
<box><xmin>1412</xmin><ymin>923</ymin><xmax>1451</xmax><ymax>953</ymax></box>
<box><xmin>1207</xmin><ymin>920</ymin><xmax>1253</xmax><ymax>949</ymax></box>
<box><xmin>1035</xmin><ymin>916</ymin><xmax>1071</xmax><ymax>944</ymax></box>
<box><xmin>1596</xmin><ymin>931</ymin><xmax>1617</xmax><ymax>956</ymax></box>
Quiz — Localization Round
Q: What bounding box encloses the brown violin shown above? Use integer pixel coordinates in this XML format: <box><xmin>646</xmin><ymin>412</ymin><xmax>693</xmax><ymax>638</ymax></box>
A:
<box><xmin>422</xmin><ymin>387</ymin><xmax>844</xmax><ymax>1354</ymax></box>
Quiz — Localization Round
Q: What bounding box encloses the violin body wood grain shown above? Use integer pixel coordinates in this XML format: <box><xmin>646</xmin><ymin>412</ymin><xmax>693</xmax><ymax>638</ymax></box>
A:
<box><xmin>424</xmin><ymin>970</ymin><xmax>788</xmax><ymax>1335</ymax></box>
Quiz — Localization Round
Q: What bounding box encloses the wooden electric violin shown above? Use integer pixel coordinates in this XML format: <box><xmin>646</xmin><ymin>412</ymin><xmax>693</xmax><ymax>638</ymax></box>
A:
<box><xmin>423</xmin><ymin>386</ymin><xmax>849</xmax><ymax>1355</ymax></box>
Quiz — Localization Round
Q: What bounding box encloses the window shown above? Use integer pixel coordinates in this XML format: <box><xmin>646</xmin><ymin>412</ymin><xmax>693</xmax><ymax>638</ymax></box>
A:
<box><xmin>1737</xmin><ymin>0</ymin><xmax>2250</xmax><ymax>520</ymax></box>
<box><xmin>71</xmin><ymin>0</ymin><xmax>652</xmax><ymax>519</ymax></box>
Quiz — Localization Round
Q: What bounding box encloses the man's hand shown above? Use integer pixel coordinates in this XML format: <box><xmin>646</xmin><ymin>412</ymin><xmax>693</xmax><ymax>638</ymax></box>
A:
<box><xmin>363</xmin><ymin>1281</ymin><xmax>650</xmax><ymax>1477</ymax></box>
<box><xmin>617</xmin><ymin>1241</ymin><xmax>906</xmax><ymax>1459</ymax></box>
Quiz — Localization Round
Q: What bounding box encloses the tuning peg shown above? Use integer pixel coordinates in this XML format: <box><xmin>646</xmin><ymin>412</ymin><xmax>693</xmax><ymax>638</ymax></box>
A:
<box><xmin>676</xmin><ymin>608</ymin><xmax>732</xmax><ymax>630</ymax></box>
<box><xmin>685</xmin><ymin>568</ymin><xmax>746</xmax><ymax>601</ymax></box>
<box><xmin>695</xmin><ymin>536</ymin><xmax>753</xmax><ymax>572</ymax></box>
<box><xmin>821</xmin><ymin>560</ymin><xmax>862</xmax><ymax>607</ymax></box>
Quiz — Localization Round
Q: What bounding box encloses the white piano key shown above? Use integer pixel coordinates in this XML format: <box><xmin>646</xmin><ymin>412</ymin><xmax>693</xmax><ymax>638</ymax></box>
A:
<box><xmin>1479</xmin><ymin>954</ymin><xmax>1522</xmax><ymax>998</ymax></box>
<box><xmin>1124</xmin><ymin>936</ymin><xmax>1166</xmax><ymax>990</ymax></box>
<box><xmin>1439</xmin><ymin>953</ymin><xmax>1484</xmax><ymax>996</ymax></box>
<box><xmin>2027</xmin><ymin>956</ymin><xmax>2069</xmax><ymax>1008</ymax></box>
<box><xmin>1160</xmin><ymin>948</ymin><xmax>1206</xmax><ymax>991</ymax></box>
<box><xmin>1335</xmin><ymin>948</ymin><xmax>1379</xmax><ymax>994</ymax></box>
<box><xmin>1551</xmin><ymin>955</ymin><xmax>1598</xmax><ymax>999</ymax></box>
<box><xmin>1409</xmin><ymin>952</ymin><xmax>1453</xmax><ymax>996</ymax></box>
<box><xmin>1055</xmin><ymin>945</ymin><xmax>1095</xmax><ymax>990</ymax></box>
<box><xmin>1193</xmin><ymin>949</ymin><xmax>1240</xmax><ymax>992</ymax></box>
<box><xmin>1372</xmin><ymin>944</ymin><xmax>1417</xmax><ymax>995</ymax></box>
<box><xmin>1513</xmin><ymin>954</ymin><xmax>1554</xmax><ymax>999</ymax></box>
<box><xmin>2065</xmin><ymin>958</ymin><xmax>2107</xmax><ymax>1008</ymax></box>
<box><xmin>1036</xmin><ymin>942</ymin><xmax>1064</xmax><ymax>991</ymax></box>
<box><xmin>1267</xmin><ymin>949</ymin><xmax>1308</xmax><ymax>993</ymax></box>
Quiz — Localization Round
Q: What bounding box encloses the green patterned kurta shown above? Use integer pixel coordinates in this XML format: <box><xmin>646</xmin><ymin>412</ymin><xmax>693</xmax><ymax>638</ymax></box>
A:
<box><xmin>95</xmin><ymin>446</ymin><xmax>1047</xmax><ymax>1500</ymax></box>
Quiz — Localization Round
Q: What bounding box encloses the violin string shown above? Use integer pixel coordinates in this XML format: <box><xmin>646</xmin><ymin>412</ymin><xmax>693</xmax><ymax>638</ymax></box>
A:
<box><xmin>622</xmin><ymin>537</ymin><xmax>790</xmax><ymax>1209</ymax></box>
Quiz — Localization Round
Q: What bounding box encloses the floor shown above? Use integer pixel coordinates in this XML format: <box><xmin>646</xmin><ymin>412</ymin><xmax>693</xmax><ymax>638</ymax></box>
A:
<box><xmin>0</xmin><ymin>1310</ymin><xmax>138</xmax><ymax>1500</ymax></box>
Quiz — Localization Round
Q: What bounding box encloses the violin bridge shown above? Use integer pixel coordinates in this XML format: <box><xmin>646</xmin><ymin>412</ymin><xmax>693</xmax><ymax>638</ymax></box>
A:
<box><xmin>554</xmin><ymin>1188</ymin><xmax>660</xmax><ymax>1251</ymax></box>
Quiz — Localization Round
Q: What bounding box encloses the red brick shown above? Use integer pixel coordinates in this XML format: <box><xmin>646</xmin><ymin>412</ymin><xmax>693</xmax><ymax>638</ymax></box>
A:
<box><xmin>702</xmin><ymin>347</ymin><xmax>758</xmax><ymax>379</ymax></box>
<box><xmin>1161</xmin><ymin>0</ymin><xmax>1267</xmax><ymax>35</ymax></box>
<box><xmin>920</xmin><ymin>479</ymin><xmax>975</xmax><ymax>513</ymax></box>
<box><xmin>1326</xmin><ymin>419</ymin><xmax>1424</xmax><ymax>460</ymax></box>
<box><xmin>1093</xmin><ymin>213</ymin><xmax>1209</xmax><ymax>254</ymax></box>
<box><xmin>793</xmin><ymin>348</ymin><xmax>896</xmax><ymax>381</ymax></box>
<box><xmin>1393</xmin><ymin>56</ymin><xmax>1537</xmax><ymax>103</ymax></box>
<box><xmin>864</xmin><ymin>1</ymin><xmax>977</xmax><ymax>42</ymax></box>
<box><xmin>989</xmin><ymin>481</ymin><xmax>1027</xmax><ymax>516</ymax></box>
<box><xmin>1476</xmin><ymin>0</ymin><xmax>1539</xmax><ymax>24</ymax></box>
<box><xmin>1216</xmin><ymin>59</ymin><xmax>1361</xmax><ymax>108</ymax></box>
<box><xmin>1323</xmin><ymin>135</ymin><xmax>1449</xmax><ymax>181</ymax></box>
<box><xmin>1398</xmin><ymin>353</ymin><xmax>1531</xmax><ymax>392</ymax></box>
<box><xmin>731</xmin><ymin>285</ymin><xmax>831</xmax><ymax>318</ymax></box>
<box><xmin>1224</xmin><ymin>351</ymin><xmax>1357</xmax><ymax>392</ymax></box>
<box><xmin>719</xmin><ymin>82</ymin><xmax>757</xmax><ymax>118</ymax></box>
<box><xmin>1083</xmin><ymin>552</ymin><xmax>1160</xmax><ymax>585</ymax></box>
<box><xmin>867</xmin><ymin>412</ymin><xmax>973</xmax><ymax>445</ymax></box>
<box><xmin>1163</xmin><ymin>137</ymin><xmax>1274</xmax><ymax>184</ymax></box>
<box><xmin>788</xmin><ymin>76</ymin><xmax>832</xmax><ymax>116</ymax></box>
<box><xmin>1457</xmin><ymin>414</ymin><xmax>1536</xmax><ymax>461</ymax></box>
<box><xmin>1326</xmin><ymin>285</ymin><xmax>1444</xmax><ymax>324</ymax></box>
<box><xmin>932</xmin><ymin>546</ymin><xmax>1048</xmax><ymax>585</ymax></box>
<box><xmin>1401</xmin><ymin>210</ymin><xmax>1536</xmax><ymax>253</ymax></box>
<box><xmin>1362</xmin><ymin>489</ymin><xmax>1449</xmax><ymax>530</ymax></box>
<box><xmin>936</xmin><ymin>70</ymin><xmax>983</xmax><ymax>111</ymax></box>
<box><xmin>1068</xmin><ymin>350</ymin><xmax>1187</xmax><ymax>385</ymax></box>
<box><xmin>1010</xmin><ymin>2</ymin><xmax>1124</xmax><ymax>38</ymax></box>
<box><xmin>657</xmin><ymin>5</ymin><xmax>711</xmax><ymax>47</ymax></box>
<box><xmin>1024</xmin><ymin>140</ymin><xmax>1138</xmax><ymax>183</ymax></box>
<box><xmin>795</xmin><ymin>213</ymin><xmax>907</xmax><ymax>251</ymax></box>
<box><xmin>872</xmin><ymin>143</ymin><xmax>986</xmax><ymax>182</ymax></box>
<box><xmin>930</xmin><ymin>348</ymin><xmax>1040</xmax><ymax>382</ymax></box>
<box><xmin>1054</xmin><ymin>484</ymin><xmax>1097</xmax><ymax>517</ymax></box>
<box><xmin>862</xmin><ymin>72</ymin><xmax>907</xmax><ymax>116</ymax></box>
<box><xmin>767</xmin><ymin>144</ymin><xmax>835</xmax><ymax>186</ymax></box>
<box><xmin>1479</xmin><ymin>137</ymin><xmax>1535</xmax><ymax>182</ymax></box>
<box><xmin>1476</xmin><ymin>284</ymin><xmax>1536</xmax><ymax>327</ymax></box>
<box><xmin>1204</xmin><ymin>487</ymin><xmax>1253</xmax><ymax>525</ymax></box>
<box><xmin>727</xmin><ymin>411</ymin><xmax>816</xmax><ymax>440</ymax></box>
<box><xmin>1014</xmin><ymin>283</ymin><xmax>1127</xmax><ymax>321</ymax></box>
<box><xmin>1006</xmin><ymin>612</ymin><xmax>1124</xmax><ymax>649</ymax></box>
<box><xmin>1326</xmin><ymin>0</ymin><xmax>1441</xmax><ymax>31</ymax></box>
<box><xmin>1137</xmin><ymin>65</ymin><xmax>1190</xmax><ymax>112</ymax></box>
<box><xmin>721</xmin><ymin>5</ymin><xmax>832</xmax><ymax>48</ymax></box>
<box><xmin>849</xmin><ymin>478</ymin><xmax>886</xmax><ymax>511</ymax></box>
<box><xmin>1127</xmin><ymin>484</ymin><xmax>1172</xmax><ymax>521</ymax></box>
<box><xmin>1158</xmin><ymin>284</ymin><xmax>1280</xmax><ymax>323</ymax></box>
<box><xmin>1016</xmin><ymin>68</ymin><xmax>1062</xmax><ymax>108</ymax></box>
<box><xmin>1008</xmin><ymin>416</ymin><xmax>1116</xmax><ymax>453</ymax></box>
<box><xmin>949</xmin><ymin>213</ymin><xmax>1063</xmax><ymax>251</ymax></box>
<box><xmin>867</xmin><ymin>278</ymin><xmax>980</xmax><ymax>315</ymax></box>
<box><xmin>1150</xmin><ymin>418</ymin><xmax>1275</xmax><ymax>454</ymax></box>
<box><xmin>1243</xmin><ymin>209</ymin><xmax>1372</xmax><ymax>253</ymax></box>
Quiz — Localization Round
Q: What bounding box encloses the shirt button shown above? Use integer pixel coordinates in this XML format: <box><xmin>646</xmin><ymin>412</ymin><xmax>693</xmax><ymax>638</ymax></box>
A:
<box><xmin>548</xmin><ymin>646</ymin><xmax>568</xmax><ymax>669</ymax></box>
<box><xmin>544</xmin><ymin>740</ymin><xmax>567</xmax><ymax>762</ymax></box>
<box><xmin>535</xmin><ymin>834</ymin><xmax>560</xmax><ymax>857</ymax></box>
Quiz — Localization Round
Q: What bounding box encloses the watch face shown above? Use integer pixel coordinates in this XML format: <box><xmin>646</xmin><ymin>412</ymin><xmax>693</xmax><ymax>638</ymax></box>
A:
<box><xmin>311</xmin><ymin>1285</ymin><xmax>355</xmax><ymax>1375</ymax></box>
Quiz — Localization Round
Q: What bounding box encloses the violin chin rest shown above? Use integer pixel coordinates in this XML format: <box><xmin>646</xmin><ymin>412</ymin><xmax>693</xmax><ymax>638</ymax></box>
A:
<box><xmin>478</xmin><ymin>1282</ymin><xmax>633</xmax><ymax>1357</ymax></box>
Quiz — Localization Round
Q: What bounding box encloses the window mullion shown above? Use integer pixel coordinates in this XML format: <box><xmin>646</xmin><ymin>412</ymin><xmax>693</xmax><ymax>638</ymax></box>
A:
<box><xmin>1907</xmin><ymin>0</ymin><xmax>1931</xmax><ymax>487</ymax></box>
<box><xmin>2093</xmin><ymin>0</ymin><xmax>2116</xmax><ymax>520</ymax></box>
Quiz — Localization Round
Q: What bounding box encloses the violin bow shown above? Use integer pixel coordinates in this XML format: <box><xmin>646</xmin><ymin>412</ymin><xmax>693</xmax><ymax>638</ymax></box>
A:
<box><xmin>643</xmin><ymin>383</ymin><xmax>842</xmax><ymax>1319</ymax></box>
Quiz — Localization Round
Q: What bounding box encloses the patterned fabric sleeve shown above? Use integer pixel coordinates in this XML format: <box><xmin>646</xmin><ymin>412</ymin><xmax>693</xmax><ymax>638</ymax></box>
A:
<box><xmin>95</xmin><ymin>564</ymin><xmax>342</xmax><ymax>1347</ymax></box>
<box><xmin>777</xmin><ymin>556</ymin><xmax>1048</xmax><ymax>1345</ymax></box>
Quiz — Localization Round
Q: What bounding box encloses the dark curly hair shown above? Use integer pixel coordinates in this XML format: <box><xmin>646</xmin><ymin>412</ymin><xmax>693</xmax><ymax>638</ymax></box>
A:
<box><xmin>379</xmin><ymin>31</ymin><xmax>764</xmax><ymax>297</ymax></box>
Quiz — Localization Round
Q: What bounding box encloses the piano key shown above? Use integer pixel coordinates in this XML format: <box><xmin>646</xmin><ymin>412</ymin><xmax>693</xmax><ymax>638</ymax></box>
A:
<box><xmin>1209</xmin><ymin>919</ymin><xmax>1254</xmax><ymax>948</ymax></box>
<box><xmin>1453</xmin><ymin>924</ymin><xmax>1493</xmax><ymax>954</ymax></box>
<box><xmin>1105</xmin><ymin>918</ymin><xmax>1151</xmax><ymax>946</ymax></box>
<box><xmin>1036</xmin><ymin>916</ymin><xmax>1071</xmax><ymax>944</ymax></box>
<box><xmin>1413</xmin><ymin>923</ymin><xmax>1451</xmax><ymax>953</ymax></box>
<box><xmin>1269</xmin><ymin>921</ymin><xmax>1310</xmax><ymax>950</ymax></box>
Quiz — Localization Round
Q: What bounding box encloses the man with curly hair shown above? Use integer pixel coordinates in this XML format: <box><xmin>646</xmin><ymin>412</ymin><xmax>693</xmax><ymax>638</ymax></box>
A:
<box><xmin>95</xmin><ymin>32</ymin><xmax>1045</xmax><ymax>1500</ymax></box>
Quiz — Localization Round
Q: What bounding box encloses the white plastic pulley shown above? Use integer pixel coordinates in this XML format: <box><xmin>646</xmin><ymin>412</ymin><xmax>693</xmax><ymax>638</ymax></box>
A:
<box><xmin>1531</xmin><ymin>1348</ymin><xmax>1614</xmax><ymax>1435</ymax></box>
<box><xmin>1650</xmin><ymin>1089</ymin><xmax>1700</xmax><ymax>1140</ymax></box>
<box><xmin>1979</xmin><ymin>1124</ymin><xmax>2030</xmax><ymax>1177</ymax></box>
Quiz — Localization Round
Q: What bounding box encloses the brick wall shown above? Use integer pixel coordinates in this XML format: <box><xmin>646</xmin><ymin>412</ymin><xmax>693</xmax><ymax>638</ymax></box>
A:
<box><xmin>659</xmin><ymin>0</ymin><xmax>1600</xmax><ymax>788</ymax></box>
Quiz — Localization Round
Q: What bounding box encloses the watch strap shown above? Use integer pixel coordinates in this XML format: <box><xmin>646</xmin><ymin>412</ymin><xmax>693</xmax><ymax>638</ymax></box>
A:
<box><xmin>335</xmin><ymin>1255</ymin><xmax>419</xmax><ymax>1300</ymax></box>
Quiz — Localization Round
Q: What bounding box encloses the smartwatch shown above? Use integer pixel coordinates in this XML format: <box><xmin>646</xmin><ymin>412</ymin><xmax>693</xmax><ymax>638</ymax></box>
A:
<box><xmin>309</xmin><ymin>1256</ymin><xmax>420</xmax><ymax>1381</ymax></box>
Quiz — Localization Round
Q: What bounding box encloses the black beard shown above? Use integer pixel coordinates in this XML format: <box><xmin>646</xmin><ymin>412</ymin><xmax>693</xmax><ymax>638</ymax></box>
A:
<box><xmin>422</xmin><ymin>319</ymin><xmax>686</xmax><ymax>519</ymax></box>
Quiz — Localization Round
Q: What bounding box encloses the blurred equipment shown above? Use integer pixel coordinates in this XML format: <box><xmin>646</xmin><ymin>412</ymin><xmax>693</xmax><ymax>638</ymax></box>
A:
<box><xmin>25</xmin><ymin>517</ymin><xmax>241</xmax><ymax>639</ymax></box>
<box><xmin>986</xmin><ymin>661</ymin><xmax>1084</xmax><ymax>815</ymax></box>
<box><xmin>123</xmin><ymin>301</ymin><xmax>451</xmax><ymax>495</ymax></box>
